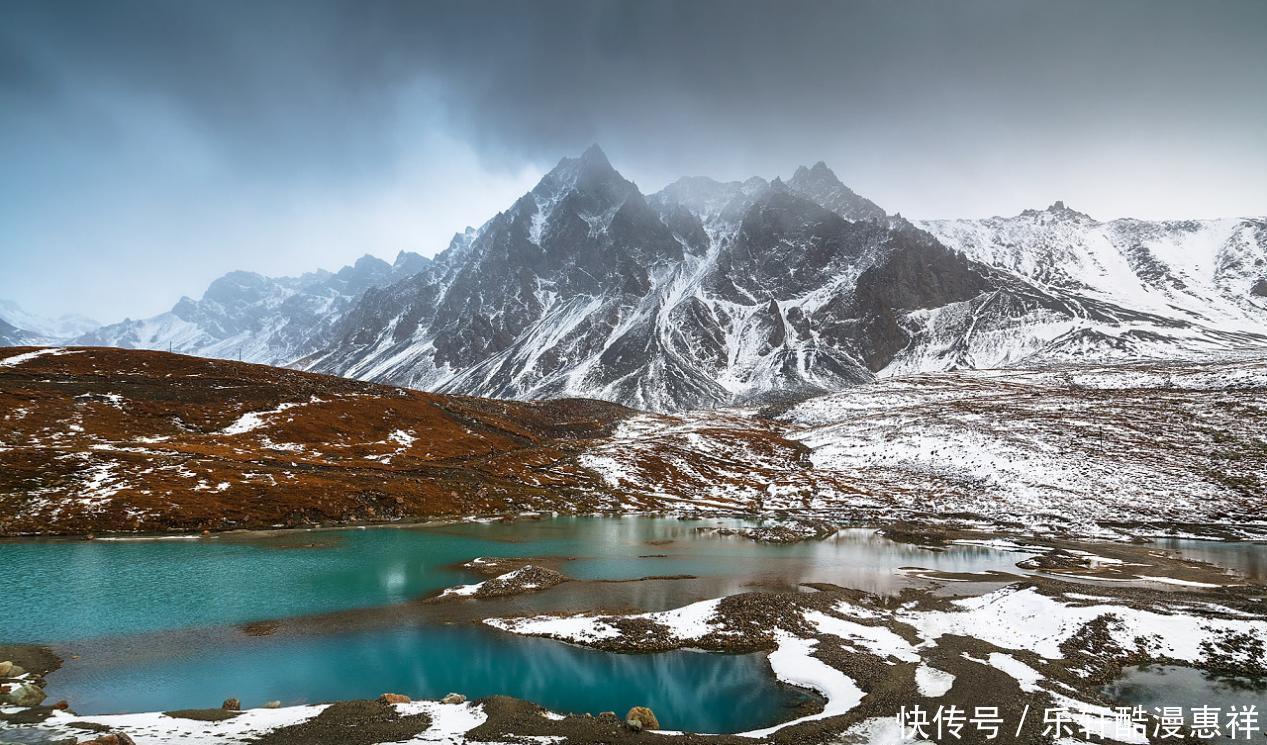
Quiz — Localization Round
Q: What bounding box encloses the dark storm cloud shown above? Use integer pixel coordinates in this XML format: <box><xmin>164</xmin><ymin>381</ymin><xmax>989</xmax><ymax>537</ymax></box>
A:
<box><xmin>2</xmin><ymin>0</ymin><xmax>1266</xmax><ymax>320</ymax></box>
<box><xmin>8</xmin><ymin>0</ymin><xmax>1264</xmax><ymax>179</ymax></box>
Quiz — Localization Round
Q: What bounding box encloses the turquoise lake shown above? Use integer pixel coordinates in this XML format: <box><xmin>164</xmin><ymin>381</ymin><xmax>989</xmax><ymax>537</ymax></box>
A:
<box><xmin>1</xmin><ymin>517</ymin><xmax>1038</xmax><ymax>642</ymax></box>
<box><xmin>42</xmin><ymin>623</ymin><xmax>809</xmax><ymax>733</ymax></box>
<box><xmin>3</xmin><ymin>516</ymin><xmax>1190</xmax><ymax>732</ymax></box>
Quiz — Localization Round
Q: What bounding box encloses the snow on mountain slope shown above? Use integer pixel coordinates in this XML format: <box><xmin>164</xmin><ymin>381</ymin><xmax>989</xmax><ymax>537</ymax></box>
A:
<box><xmin>307</xmin><ymin>150</ymin><xmax>1266</xmax><ymax>412</ymax></box>
<box><xmin>0</xmin><ymin>317</ymin><xmax>43</xmax><ymax>347</ymax></box>
<box><xmin>782</xmin><ymin>356</ymin><xmax>1267</xmax><ymax>531</ymax></box>
<box><xmin>920</xmin><ymin>204</ymin><xmax>1267</xmax><ymax>339</ymax></box>
<box><xmin>310</xmin><ymin>147</ymin><xmax>1014</xmax><ymax>410</ymax></box>
<box><xmin>0</xmin><ymin>299</ymin><xmax>98</xmax><ymax>341</ymax></box>
<box><xmin>74</xmin><ymin>252</ymin><xmax>429</xmax><ymax>366</ymax></box>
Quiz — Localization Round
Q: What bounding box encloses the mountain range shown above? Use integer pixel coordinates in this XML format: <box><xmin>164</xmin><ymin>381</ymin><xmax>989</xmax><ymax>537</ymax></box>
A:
<box><xmin>20</xmin><ymin>145</ymin><xmax>1267</xmax><ymax>412</ymax></box>
<box><xmin>0</xmin><ymin>299</ymin><xmax>99</xmax><ymax>345</ymax></box>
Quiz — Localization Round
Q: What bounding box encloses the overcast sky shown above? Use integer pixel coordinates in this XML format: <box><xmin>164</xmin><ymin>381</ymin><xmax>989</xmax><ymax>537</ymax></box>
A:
<box><xmin>3</xmin><ymin>0</ymin><xmax>1266</xmax><ymax>322</ymax></box>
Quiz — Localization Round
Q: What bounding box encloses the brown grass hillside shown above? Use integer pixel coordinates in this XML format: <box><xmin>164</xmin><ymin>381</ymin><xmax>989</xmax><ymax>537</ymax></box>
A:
<box><xmin>0</xmin><ymin>347</ymin><xmax>636</xmax><ymax>535</ymax></box>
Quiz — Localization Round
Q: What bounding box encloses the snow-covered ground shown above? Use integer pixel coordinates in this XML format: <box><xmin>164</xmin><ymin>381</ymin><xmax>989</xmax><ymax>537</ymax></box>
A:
<box><xmin>780</xmin><ymin>357</ymin><xmax>1267</xmax><ymax>531</ymax></box>
<box><xmin>1</xmin><ymin>701</ymin><xmax>491</xmax><ymax>745</ymax></box>
<box><xmin>484</xmin><ymin>583</ymin><xmax>1265</xmax><ymax>742</ymax></box>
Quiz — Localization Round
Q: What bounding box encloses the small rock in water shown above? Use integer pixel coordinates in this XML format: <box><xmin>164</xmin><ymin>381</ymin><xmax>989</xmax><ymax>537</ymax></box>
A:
<box><xmin>441</xmin><ymin>692</ymin><xmax>467</xmax><ymax>704</ymax></box>
<box><xmin>3</xmin><ymin>682</ymin><xmax>46</xmax><ymax>707</ymax></box>
<box><xmin>264</xmin><ymin>700</ymin><xmax>282</xmax><ymax>709</ymax></box>
<box><xmin>625</xmin><ymin>706</ymin><xmax>659</xmax><ymax>731</ymax></box>
<box><xmin>54</xmin><ymin>699</ymin><xmax>70</xmax><ymax>710</ymax></box>
<box><xmin>377</xmin><ymin>692</ymin><xmax>411</xmax><ymax>704</ymax></box>
<box><xmin>222</xmin><ymin>697</ymin><xmax>241</xmax><ymax>711</ymax></box>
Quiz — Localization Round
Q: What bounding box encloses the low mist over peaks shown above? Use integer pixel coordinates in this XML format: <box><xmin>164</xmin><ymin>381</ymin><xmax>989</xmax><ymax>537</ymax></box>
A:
<box><xmin>0</xmin><ymin>299</ymin><xmax>99</xmax><ymax>342</ymax></box>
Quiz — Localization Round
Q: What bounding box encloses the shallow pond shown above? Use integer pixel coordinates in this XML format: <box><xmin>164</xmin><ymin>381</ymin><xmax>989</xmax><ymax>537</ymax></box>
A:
<box><xmin>1153</xmin><ymin>538</ymin><xmax>1267</xmax><ymax>581</ymax></box>
<box><xmin>1105</xmin><ymin>666</ymin><xmax>1267</xmax><ymax>741</ymax></box>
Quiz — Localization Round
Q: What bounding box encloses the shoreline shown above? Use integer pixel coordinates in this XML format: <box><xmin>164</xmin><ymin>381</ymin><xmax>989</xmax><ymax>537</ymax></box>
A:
<box><xmin>3</xmin><ymin>517</ymin><xmax>1265</xmax><ymax>743</ymax></box>
<box><xmin>3</xmin><ymin>507</ymin><xmax>1266</xmax><ymax>544</ymax></box>
<box><xmin>9</xmin><ymin>572</ymin><xmax>1266</xmax><ymax>742</ymax></box>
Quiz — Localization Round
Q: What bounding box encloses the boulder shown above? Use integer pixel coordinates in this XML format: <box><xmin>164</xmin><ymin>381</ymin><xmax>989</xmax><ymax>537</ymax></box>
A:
<box><xmin>221</xmin><ymin>697</ymin><xmax>241</xmax><ymax>711</ymax></box>
<box><xmin>81</xmin><ymin>734</ymin><xmax>137</xmax><ymax>745</ymax></box>
<box><xmin>2</xmin><ymin>682</ymin><xmax>46</xmax><ymax>707</ymax></box>
<box><xmin>0</xmin><ymin>660</ymin><xmax>12</xmax><ymax>676</ymax></box>
<box><xmin>264</xmin><ymin>700</ymin><xmax>282</xmax><ymax>709</ymax></box>
<box><xmin>626</xmin><ymin>718</ymin><xmax>643</xmax><ymax>732</ymax></box>
<box><xmin>625</xmin><ymin>706</ymin><xmax>659</xmax><ymax>731</ymax></box>
<box><xmin>440</xmin><ymin>692</ymin><xmax>467</xmax><ymax>705</ymax></box>
<box><xmin>377</xmin><ymin>692</ymin><xmax>411</xmax><ymax>704</ymax></box>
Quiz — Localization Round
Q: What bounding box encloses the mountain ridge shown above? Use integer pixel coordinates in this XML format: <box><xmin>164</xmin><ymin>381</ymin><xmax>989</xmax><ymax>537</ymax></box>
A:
<box><xmin>46</xmin><ymin>148</ymin><xmax>1267</xmax><ymax>412</ymax></box>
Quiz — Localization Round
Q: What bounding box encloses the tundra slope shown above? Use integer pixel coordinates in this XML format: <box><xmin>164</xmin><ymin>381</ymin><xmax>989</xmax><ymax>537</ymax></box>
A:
<box><xmin>5</xmin><ymin>346</ymin><xmax>1261</xmax><ymax>537</ymax></box>
<box><xmin>308</xmin><ymin>148</ymin><xmax>1267</xmax><ymax>411</ymax></box>
<box><xmin>0</xmin><ymin>346</ymin><xmax>826</xmax><ymax>536</ymax></box>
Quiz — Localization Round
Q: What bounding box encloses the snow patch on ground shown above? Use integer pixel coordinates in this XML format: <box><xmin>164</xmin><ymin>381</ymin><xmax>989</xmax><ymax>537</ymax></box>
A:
<box><xmin>736</xmin><ymin>634</ymin><xmax>865</xmax><ymax>738</ymax></box>
<box><xmin>901</xmin><ymin>586</ymin><xmax>1266</xmax><ymax>668</ymax></box>
<box><xmin>4</xmin><ymin>701</ymin><xmax>488</xmax><ymax>745</ymax></box>
<box><xmin>485</xmin><ymin>598</ymin><xmax>722</xmax><ymax>643</ymax></box>
<box><xmin>804</xmin><ymin>610</ymin><xmax>919</xmax><ymax>663</ymax></box>
<box><xmin>221</xmin><ymin>397</ymin><xmax>322</xmax><ymax>435</ymax></box>
<box><xmin>913</xmin><ymin>664</ymin><xmax>955</xmax><ymax>697</ymax></box>
<box><xmin>0</xmin><ymin>347</ymin><xmax>77</xmax><ymax>367</ymax></box>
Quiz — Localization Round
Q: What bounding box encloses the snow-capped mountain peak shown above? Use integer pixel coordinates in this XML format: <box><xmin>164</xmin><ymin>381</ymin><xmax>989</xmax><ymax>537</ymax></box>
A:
<box><xmin>786</xmin><ymin>161</ymin><xmax>887</xmax><ymax>222</ymax></box>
